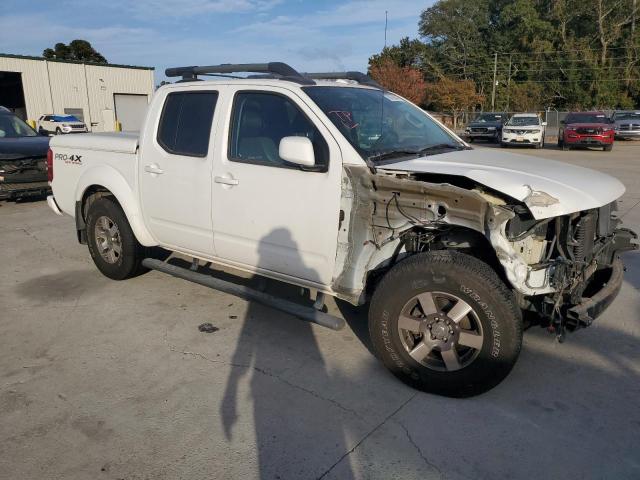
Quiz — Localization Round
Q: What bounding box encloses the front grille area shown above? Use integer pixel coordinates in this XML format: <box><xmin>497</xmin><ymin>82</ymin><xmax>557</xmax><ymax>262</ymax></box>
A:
<box><xmin>619</xmin><ymin>123</ymin><xmax>640</xmax><ymax>131</ymax></box>
<box><xmin>471</xmin><ymin>127</ymin><xmax>488</xmax><ymax>133</ymax></box>
<box><xmin>576</xmin><ymin>127</ymin><xmax>602</xmax><ymax>135</ymax></box>
<box><xmin>572</xmin><ymin>211</ymin><xmax>596</xmax><ymax>262</ymax></box>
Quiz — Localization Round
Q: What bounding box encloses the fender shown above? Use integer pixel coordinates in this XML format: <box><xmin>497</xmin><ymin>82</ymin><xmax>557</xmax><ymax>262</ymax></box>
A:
<box><xmin>75</xmin><ymin>164</ymin><xmax>157</xmax><ymax>246</ymax></box>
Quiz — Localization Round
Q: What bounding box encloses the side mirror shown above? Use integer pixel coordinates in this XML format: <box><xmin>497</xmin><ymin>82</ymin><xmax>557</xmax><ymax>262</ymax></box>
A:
<box><xmin>279</xmin><ymin>136</ymin><xmax>315</xmax><ymax>167</ymax></box>
<box><xmin>542</xmin><ymin>121</ymin><xmax>547</xmax><ymax>126</ymax></box>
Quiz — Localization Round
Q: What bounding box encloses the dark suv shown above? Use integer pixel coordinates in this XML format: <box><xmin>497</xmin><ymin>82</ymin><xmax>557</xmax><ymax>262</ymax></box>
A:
<box><xmin>0</xmin><ymin>107</ymin><xmax>51</xmax><ymax>200</ymax></box>
<box><xmin>464</xmin><ymin>112</ymin><xmax>508</xmax><ymax>142</ymax></box>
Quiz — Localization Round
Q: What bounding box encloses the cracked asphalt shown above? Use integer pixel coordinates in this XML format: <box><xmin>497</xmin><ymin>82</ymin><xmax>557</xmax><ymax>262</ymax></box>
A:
<box><xmin>1</xmin><ymin>142</ymin><xmax>639</xmax><ymax>480</ymax></box>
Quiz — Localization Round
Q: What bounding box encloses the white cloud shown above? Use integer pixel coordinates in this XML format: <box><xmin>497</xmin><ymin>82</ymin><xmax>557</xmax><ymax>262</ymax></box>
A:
<box><xmin>107</xmin><ymin>0</ymin><xmax>283</xmax><ymax>18</ymax></box>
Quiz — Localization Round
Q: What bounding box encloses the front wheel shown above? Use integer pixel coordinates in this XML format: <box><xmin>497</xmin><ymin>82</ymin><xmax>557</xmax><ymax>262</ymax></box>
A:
<box><xmin>368</xmin><ymin>251</ymin><xmax>522</xmax><ymax>397</ymax></box>
<box><xmin>603</xmin><ymin>144</ymin><xmax>613</xmax><ymax>152</ymax></box>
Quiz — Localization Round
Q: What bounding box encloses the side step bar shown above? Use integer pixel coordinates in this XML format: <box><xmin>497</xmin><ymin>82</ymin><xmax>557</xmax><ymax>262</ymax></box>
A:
<box><xmin>142</xmin><ymin>258</ymin><xmax>345</xmax><ymax>331</ymax></box>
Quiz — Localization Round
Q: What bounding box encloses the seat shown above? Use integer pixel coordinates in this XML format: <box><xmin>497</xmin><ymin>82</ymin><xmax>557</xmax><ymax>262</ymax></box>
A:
<box><xmin>236</xmin><ymin>101</ymin><xmax>280</xmax><ymax>164</ymax></box>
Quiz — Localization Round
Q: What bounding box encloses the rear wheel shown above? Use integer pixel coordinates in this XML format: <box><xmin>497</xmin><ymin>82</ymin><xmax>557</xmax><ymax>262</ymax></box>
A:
<box><xmin>86</xmin><ymin>196</ymin><xmax>148</xmax><ymax>280</ymax></box>
<box><xmin>368</xmin><ymin>251</ymin><xmax>522</xmax><ymax>397</ymax></box>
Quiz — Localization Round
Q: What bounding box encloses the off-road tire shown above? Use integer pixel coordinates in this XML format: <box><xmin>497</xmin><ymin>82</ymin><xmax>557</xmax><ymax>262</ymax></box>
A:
<box><xmin>368</xmin><ymin>251</ymin><xmax>522</xmax><ymax>397</ymax></box>
<box><xmin>603</xmin><ymin>144</ymin><xmax>613</xmax><ymax>152</ymax></box>
<box><xmin>86</xmin><ymin>196</ymin><xmax>148</xmax><ymax>280</ymax></box>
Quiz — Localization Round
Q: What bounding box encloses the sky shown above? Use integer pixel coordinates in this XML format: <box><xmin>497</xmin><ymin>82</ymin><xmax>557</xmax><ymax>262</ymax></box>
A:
<box><xmin>0</xmin><ymin>0</ymin><xmax>431</xmax><ymax>83</ymax></box>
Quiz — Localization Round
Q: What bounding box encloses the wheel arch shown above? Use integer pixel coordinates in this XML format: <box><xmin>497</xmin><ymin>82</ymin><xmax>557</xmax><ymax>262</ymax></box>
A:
<box><xmin>75</xmin><ymin>168</ymin><xmax>156</xmax><ymax>246</ymax></box>
<box><xmin>363</xmin><ymin>225</ymin><xmax>512</xmax><ymax>302</ymax></box>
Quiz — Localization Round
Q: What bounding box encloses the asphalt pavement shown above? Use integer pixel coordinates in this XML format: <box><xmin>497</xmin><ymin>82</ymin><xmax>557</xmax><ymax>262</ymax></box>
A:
<box><xmin>1</xmin><ymin>141</ymin><xmax>639</xmax><ymax>479</ymax></box>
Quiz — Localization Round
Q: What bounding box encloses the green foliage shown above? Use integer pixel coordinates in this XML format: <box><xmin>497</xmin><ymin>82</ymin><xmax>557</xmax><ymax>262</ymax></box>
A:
<box><xmin>42</xmin><ymin>40</ymin><xmax>107</xmax><ymax>64</ymax></box>
<box><xmin>369</xmin><ymin>0</ymin><xmax>640</xmax><ymax>110</ymax></box>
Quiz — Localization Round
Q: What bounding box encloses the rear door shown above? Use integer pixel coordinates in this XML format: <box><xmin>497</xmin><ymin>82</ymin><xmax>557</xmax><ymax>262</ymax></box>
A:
<box><xmin>210</xmin><ymin>85</ymin><xmax>342</xmax><ymax>287</ymax></box>
<box><xmin>138</xmin><ymin>87</ymin><xmax>223</xmax><ymax>257</ymax></box>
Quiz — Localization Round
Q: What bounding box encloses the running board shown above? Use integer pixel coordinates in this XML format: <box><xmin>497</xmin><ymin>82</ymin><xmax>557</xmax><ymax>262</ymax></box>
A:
<box><xmin>142</xmin><ymin>258</ymin><xmax>345</xmax><ymax>331</ymax></box>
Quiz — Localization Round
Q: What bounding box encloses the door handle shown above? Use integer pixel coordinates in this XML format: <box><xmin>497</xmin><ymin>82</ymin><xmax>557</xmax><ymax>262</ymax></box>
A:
<box><xmin>144</xmin><ymin>164</ymin><xmax>164</xmax><ymax>175</ymax></box>
<box><xmin>214</xmin><ymin>175</ymin><xmax>239</xmax><ymax>186</ymax></box>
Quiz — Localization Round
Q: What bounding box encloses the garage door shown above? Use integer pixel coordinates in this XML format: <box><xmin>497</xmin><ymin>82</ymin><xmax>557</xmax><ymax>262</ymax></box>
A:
<box><xmin>114</xmin><ymin>94</ymin><xmax>149</xmax><ymax>132</ymax></box>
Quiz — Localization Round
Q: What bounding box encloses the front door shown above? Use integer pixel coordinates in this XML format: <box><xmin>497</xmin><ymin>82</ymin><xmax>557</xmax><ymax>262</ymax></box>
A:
<box><xmin>138</xmin><ymin>88</ymin><xmax>221</xmax><ymax>256</ymax></box>
<box><xmin>211</xmin><ymin>86</ymin><xmax>342</xmax><ymax>287</ymax></box>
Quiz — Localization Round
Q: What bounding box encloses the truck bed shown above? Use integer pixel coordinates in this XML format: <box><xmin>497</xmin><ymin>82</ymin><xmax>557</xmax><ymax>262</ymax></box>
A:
<box><xmin>51</xmin><ymin>132</ymin><xmax>139</xmax><ymax>154</ymax></box>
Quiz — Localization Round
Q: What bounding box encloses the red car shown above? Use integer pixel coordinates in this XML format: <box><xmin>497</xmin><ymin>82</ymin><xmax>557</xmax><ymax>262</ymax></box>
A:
<box><xmin>558</xmin><ymin>112</ymin><xmax>615</xmax><ymax>151</ymax></box>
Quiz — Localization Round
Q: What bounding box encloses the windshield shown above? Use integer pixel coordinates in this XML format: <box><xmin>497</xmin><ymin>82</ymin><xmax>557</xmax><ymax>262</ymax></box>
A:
<box><xmin>52</xmin><ymin>115</ymin><xmax>80</xmax><ymax>122</ymax></box>
<box><xmin>612</xmin><ymin>112</ymin><xmax>640</xmax><ymax>121</ymax></box>
<box><xmin>507</xmin><ymin>116</ymin><xmax>539</xmax><ymax>126</ymax></box>
<box><xmin>566</xmin><ymin>113</ymin><xmax>609</xmax><ymax>124</ymax></box>
<box><xmin>302</xmin><ymin>86</ymin><xmax>462</xmax><ymax>162</ymax></box>
<box><xmin>474</xmin><ymin>113</ymin><xmax>505</xmax><ymax>123</ymax></box>
<box><xmin>0</xmin><ymin>114</ymin><xmax>38</xmax><ymax>138</ymax></box>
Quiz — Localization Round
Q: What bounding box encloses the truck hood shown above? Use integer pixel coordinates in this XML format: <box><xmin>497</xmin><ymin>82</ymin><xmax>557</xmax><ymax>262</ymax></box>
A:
<box><xmin>380</xmin><ymin>149</ymin><xmax>625</xmax><ymax>219</ymax></box>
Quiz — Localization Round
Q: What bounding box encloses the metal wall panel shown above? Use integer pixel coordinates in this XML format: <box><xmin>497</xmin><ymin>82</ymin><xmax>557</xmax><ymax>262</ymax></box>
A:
<box><xmin>0</xmin><ymin>56</ymin><xmax>53</xmax><ymax>119</ymax></box>
<box><xmin>0</xmin><ymin>55</ymin><xmax>154</xmax><ymax>132</ymax></box>
<box><xmin>85</xmin><ymin>65</ymin><xmax>154</xmax><ymax>132</ymax></box>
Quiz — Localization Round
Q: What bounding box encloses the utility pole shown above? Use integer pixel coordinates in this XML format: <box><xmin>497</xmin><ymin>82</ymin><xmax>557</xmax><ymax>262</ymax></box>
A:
<box><xmin>506</xmin><ymin>54</ymin><xmax>512</xmax><ymax>112</ymax></box>
<box><xmin>384</xmin><ymin>10</ymin><xmax>388</xmax><ymax>48</ymax></box>
<box><xmin>491</xmin><ymin>52</ymin><xmax>498</xmax><ymax>111</ymax></box>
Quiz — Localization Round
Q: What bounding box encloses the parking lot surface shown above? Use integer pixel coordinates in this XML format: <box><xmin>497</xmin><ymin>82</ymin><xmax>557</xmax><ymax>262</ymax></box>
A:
<box><xmin>1</xmin><ymin>142</ymin><xmax>639</xmax><ymax>480</ymax></box>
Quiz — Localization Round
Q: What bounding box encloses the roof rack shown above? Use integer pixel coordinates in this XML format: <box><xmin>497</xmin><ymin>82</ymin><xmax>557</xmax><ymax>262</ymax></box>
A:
<box><xmin>303</xmin><ymin>71</ymin><xmax>382</xmax><ymax>88</ymax></box>
<box><xmin>165</xmin><ymin>62</ymin><xmax>315</xmax><ymax>85</ymax></box>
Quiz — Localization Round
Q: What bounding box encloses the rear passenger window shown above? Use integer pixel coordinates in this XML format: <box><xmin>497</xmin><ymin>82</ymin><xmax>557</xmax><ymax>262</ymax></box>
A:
<box><xmin>157</xmin><ymin>91</ymin><xmax>218</xmax><ymax>157</ymax></box>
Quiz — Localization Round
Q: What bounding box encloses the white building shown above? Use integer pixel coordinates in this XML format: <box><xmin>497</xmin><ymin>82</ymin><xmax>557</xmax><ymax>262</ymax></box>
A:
<box><xmin>0</xmin><ymin>53</ymin><xmax>154</xmax><ymax>132</ymax></box>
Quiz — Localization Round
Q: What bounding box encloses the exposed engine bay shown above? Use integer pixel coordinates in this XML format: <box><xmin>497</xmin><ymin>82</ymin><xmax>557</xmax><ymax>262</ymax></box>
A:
<box><xmin>333</xmin><ymin>165</ymin><xmax>638</xmax><ymax>340</ymax></box>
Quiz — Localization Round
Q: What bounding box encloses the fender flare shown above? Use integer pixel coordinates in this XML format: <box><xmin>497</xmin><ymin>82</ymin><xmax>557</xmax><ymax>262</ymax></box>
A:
<box><xmin>75</xmin><ymin>165</ymin><xmax>157</xmax><ymax>246</ymax></box>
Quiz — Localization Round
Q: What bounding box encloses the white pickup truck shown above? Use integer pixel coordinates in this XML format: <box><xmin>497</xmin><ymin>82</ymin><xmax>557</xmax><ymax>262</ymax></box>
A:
<box><xmin>47</xmin><ymin>62</ymin><xmax>637</xmax><ymax>397</ymax></box>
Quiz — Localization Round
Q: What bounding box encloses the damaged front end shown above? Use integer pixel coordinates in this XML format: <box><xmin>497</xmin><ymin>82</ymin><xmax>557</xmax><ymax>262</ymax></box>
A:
<box><xmin>332</xmin><ymin>165</ymin><xmax>638</xmax><ymax>340</ymax></box>
<box><xmin>506</xmin><ymin>203</ymin><xmax>637</xmax><ymax>338</ymax></box>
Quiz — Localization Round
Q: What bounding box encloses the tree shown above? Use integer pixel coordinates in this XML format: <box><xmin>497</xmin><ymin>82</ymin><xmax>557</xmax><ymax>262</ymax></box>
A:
<box><xmin>369</xmin><ymin>0</ymin><xmax>640</xmax><ymax>111</ymax></box>
<box><xmin>369</xmin><ymin>59</ymin><xmax>427</xmax><ymax>105</ymax></box>
<box><xmin>424</xmin><ymin>78</ymin><xmax>485</xmax><ymax>128</ymax></box>
<box><xmin>43</xmin><ymin>40</ymin><xmax>107</xmax><ymax>64</ymax></box>
<box><xmin>369</xmin><ymin>37</ymin><xmax>427</xmax><ymax>69</ymax></box>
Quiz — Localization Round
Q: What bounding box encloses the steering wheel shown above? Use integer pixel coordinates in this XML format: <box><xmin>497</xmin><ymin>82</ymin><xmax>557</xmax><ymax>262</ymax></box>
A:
<box><xmin>370</xmin><ymin>124</ymin><xmax>399</xmax><ymax>150</ymax></box>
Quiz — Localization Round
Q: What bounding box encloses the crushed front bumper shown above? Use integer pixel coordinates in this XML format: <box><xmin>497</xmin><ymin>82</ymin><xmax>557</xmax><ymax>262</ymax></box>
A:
<box><xmin>566</xmin><ymin>256</ymin><xmax>624</xmax><ymax>326</ymax></box>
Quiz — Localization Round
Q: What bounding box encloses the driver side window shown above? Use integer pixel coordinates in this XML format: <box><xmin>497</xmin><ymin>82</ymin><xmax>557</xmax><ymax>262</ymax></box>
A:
<box><xmin>228</xmin><ymin>91</ymin><xmax>328</xmax><ymax>171</ymax></box>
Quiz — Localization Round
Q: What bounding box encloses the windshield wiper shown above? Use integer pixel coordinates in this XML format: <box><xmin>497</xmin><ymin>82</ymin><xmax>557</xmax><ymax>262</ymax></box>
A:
<box><xmin>368</xmin><ymin>143</ymin><xmax>468</xmax><ymax>164</ymax></box>
<box><xmin>367</xmin><ymin>149</ymin><xmax>422</xmax><ymax>163</ymax></box>
<box><xmin>416</xmin><ymin>143</ymin><xmax>469</xmax><ymax>154</ymax></box>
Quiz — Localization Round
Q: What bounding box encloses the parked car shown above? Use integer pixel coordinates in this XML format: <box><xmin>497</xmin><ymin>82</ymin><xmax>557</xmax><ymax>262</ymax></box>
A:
<box><xmin>37</xmin><ymin>114</ymin><xmax>88</xmax><ymax>135</ymax></box>
<box><xmin>612</xmin><ymin>110</ymin><xmax>640</xmax><ymax>140</ymax></box>
<box><xmin>0</xmin><ymin>107</ymin><xmax>50</xmax><ymax>201</ymax></box>
<box><xmin>464</xmin><ymin>112</ymin><xmax>508</xmax><ymax>142</ymax></box>
<box><xmin>558</xmin><ymin>112</ymin><xmax>615</xmax><ymax>151</ymax></box>
<box><xmin>47</xmin><ymin>63</ymin><xmax>637</xmax><ymax>397</ymax></box>
<box><xmin>501</xmin><ymin>113</ymin><xmax>546</xmax><ymax>148</ymax></box>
